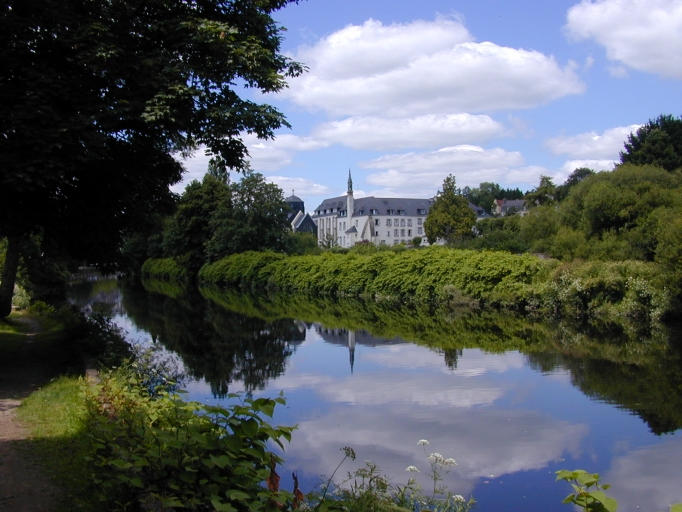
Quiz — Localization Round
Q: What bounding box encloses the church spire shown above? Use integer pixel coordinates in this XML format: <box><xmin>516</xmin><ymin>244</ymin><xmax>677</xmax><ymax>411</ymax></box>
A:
<box><xmin>347</xmin><ymin>168</ymin><xmax>353</xmax><ymax>195</ymax></box>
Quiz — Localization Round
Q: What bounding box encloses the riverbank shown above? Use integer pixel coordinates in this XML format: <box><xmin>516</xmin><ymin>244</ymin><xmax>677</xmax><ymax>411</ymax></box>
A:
<box><xmin>143</xmin><ymin>246</ymin><xmax>676</xmax><ymax>336</ymax></box>
<box><xmin>0</xmin><ymin>312</ymin><xmax>77</xmax><ymax>511</ymax></box>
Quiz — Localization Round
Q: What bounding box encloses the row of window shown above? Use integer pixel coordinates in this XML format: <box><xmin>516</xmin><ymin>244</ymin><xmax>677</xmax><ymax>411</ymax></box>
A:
<box><xmin>315</xmin><ymin>207</ymin><xmax>429</xmax><ymax>216</ymax></box>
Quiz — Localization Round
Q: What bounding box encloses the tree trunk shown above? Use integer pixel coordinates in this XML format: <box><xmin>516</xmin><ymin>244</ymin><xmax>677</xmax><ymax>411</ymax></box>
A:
<box><xmin>0</xmin><ymin>235</ymin><xmax>21</xmax><ymax>318</ymax></box>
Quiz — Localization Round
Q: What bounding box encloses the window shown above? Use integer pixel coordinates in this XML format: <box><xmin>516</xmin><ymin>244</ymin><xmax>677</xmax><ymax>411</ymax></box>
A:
<box><xmin>386</xmin><ymin>219</ymin><xmax>392</xmax><ymax>227</ymax></box>
<box><xmin>375</xmin><ymin>219</ymin><xmax>380</xmax><ymax>226</ymax></box>
<box><xmin>401</xmin><ymin>229</ymin><xmax>405</xmax><ymax>237</ymax></box>
<box><xmin>400</xmin><ymin>219</ymin><xmax>405</xmax><ymax>227</ymax></box>
<box><xmin>417</xmin><ymin>218</ymin><xmax>422</xmax><ymax>225</ymax></box>
<box><xmin>407</xmin><ymin>219</ymin><xmax>412</xmax><ymax>227</ymax></box>
<box><xmin>370</xmin><ymin>208</ymin><xmax>379</xmax><ymax>215</ymax></box>
<box><xmin>380</xmin><ymin>240</ymin><xmax>386</xmax><ymax>245</ymax></box>
<box><xmin>394</xmin><ymin>218</ymin><xmax>399</xmax><ymax>225</ymax></box>
<box><xmin>387</xmin><ymin>231</ymin><xmax>390</xmax><ymax>237</ymax></box>
<box><xmin>359</xmin><ymin>209</ymin><xmax>365</xmax><ymax>215</ymax></box>
<box><xmin>387</xmin><ymin>208</ymin><xmax>394</xmax><ymax>215</ymax></box>
<box><xmin>355</xmin><ymin>220</ymin><xmax>358</xmax><ymax>227</ymax></box>
<box><xmin>394</xmin><ymin>229</ymin><xmax>399</xmax><ymax>237</ymax></box>
<box><xmin>408</xmin><ymin>229</ymin><xmax>412</xmax><ymax>236</ymax></box>
<box><xmin>398</xmin><ymin>209</ymin><xmax>406</xmax><ymax>215</ymax></box>
<box><xmin>417</xmin><ymin>208</ymin><xmax>426</xmax><ymax>215</ymax></box>
<box><xmin>418</xmin><ymin>227</ymin><xmax>423</xmax><ymax>235</ymax></box>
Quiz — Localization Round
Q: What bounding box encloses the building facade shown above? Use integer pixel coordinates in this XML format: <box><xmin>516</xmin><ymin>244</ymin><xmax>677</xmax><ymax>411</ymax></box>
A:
<box><xmin>311</xmin><ymin>172</ymin><xmax>433</xmax><ymax>248</ymax></box>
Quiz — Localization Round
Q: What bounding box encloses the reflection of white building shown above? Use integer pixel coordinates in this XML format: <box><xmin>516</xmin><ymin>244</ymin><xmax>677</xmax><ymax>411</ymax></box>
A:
<box><xmin>312</xmin><ymin>171</ymin><xmax>432</xmax><ymax>248</ymax></box>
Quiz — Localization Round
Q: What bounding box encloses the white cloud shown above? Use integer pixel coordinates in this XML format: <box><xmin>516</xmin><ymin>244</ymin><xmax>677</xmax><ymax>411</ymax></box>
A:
<box><xmin>546</xmin><ymin>125</ymin><xmax>640</xmax><ymax>159</ymax></box>
<box><xmin>266</xmin><ymin>176</ymin><xmax>331</xmax><ymax>197</ymax></box>
<box><xmin>286</xmin><ymin>18</ymin><xmax>584</xmax><ymax>117</ymax></box>
<box><xmin>561</xmin><ymin>159</ymin><xmax>617</xmax><ymax>173</ymax></box>
<box><xmin>313</xmin><ymin>113</ymin><xmax>504</xmax><ymax>151</ymax></box>
<box><xmin>566</xmin><ymin>0</ymin><xmax>682</xmax><ymax>79</ymax></box>
<box><xmin>243</xmin><ymin>133</ymin><xmax>329</xmax><ymax>171</ymax></box>
<box><xmin>360</xmin><ymin>145</ymin><xmax>541</xmax><ymax>195</ymax></box>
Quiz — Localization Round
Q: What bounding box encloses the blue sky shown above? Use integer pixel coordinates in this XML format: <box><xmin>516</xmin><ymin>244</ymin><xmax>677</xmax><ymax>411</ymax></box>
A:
<box><xmin>180</xmin><ymin>0</ymin><xmax>682</xmax><ymax>211</ymax></box>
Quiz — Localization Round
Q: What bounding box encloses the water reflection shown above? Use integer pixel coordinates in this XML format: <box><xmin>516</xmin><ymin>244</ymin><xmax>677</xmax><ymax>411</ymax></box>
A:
<box><xmin>119</xmin><ymin>283</ymin><xmax>304</xmax><ymax>397</ymax></box>
<box><xmin>67</xmin><ymin>279</ymin><xmax>682</xmax><ymax>511</ymax></box>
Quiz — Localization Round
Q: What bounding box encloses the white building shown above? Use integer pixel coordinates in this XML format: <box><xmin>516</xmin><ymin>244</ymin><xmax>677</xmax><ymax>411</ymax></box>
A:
<box><xmin>311</xmin><ymin>172</ymin><xmax>433</xmax><ymax>248</ymax></box>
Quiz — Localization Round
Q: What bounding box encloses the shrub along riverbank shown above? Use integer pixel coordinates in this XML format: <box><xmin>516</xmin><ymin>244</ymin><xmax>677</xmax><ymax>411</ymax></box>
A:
<box><xmin>144</xmin><ymin>246</ymin><xmax>675</xmax><ymax>335</ymax></box>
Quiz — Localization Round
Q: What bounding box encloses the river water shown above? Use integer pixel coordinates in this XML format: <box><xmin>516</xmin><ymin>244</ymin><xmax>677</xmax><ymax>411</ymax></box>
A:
<box><xmin>68</xmin><ymin>278</ymin><xmax>682</xmax><ymax>511</ymax></box>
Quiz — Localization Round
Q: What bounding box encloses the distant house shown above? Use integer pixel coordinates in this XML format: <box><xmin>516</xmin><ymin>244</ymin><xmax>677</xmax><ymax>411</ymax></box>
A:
<box><xmin>311</xmin><ymin>171</ymin><xmax>432</xmax><ymax>248</ymax></box>
<box><xmin>285</xmin><ymin>193</ymin><xmax>317</xmax><ymax>235</ymax></box>
<box><xmin>492</xmin><ymin>199</ymin><xmax>527</xmax><ymax>216</ymax></box>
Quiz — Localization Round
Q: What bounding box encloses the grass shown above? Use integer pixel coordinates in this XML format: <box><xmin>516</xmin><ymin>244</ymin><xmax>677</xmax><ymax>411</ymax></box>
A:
<box><xmin>16</xmin><ymin>376</ymin><xmax>91</xmax><ymax>510</ymax></box>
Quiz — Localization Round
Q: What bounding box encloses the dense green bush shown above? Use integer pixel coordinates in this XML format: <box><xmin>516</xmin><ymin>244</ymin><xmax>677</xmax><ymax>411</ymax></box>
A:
<box><xmin>199</xmin><ymin>247</ymin><xmax>673</xmax><ymax>331</ymax></box>
<box><xmin>85</xmin><ymin>363</ymin><xmax>294</xmax><ymax>511</ymax></box>
<box><xmin>141</xmin><ymin>257</ymin><xmax>188</xmax><ymax>282</ymax></box>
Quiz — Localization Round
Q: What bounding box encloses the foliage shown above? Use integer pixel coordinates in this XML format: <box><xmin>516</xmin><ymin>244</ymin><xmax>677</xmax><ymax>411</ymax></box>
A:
<box><xmin>620</xmin><ymin>114</ymin><xmax>682</xmax><ymax>171</ymax></box>
<box><xmin>141</xmin><ymin>257</ymin><xmax>188</xmax><ymax>283</ymax></box>
<box><xmin>462</xmin><ymin>182</ymin><xmax>523</xmax><ymax>214</ymax></box>
<box><xmin>0</xmin><ymin>0</ymin><xmax>303</xmax><ymax>316</ymax></box>
<box><xmin>197</xmin><ymin>246</ymin><xmax>674</xmax><ymax>334</ymax></box>
<box><xmin>556</xmin><ymin>470</ymin><xmax>617</xmax><ymax>512</ymax></box>
<box><xmin>84</xmin><ymin>361</ymin><xmax>295</xmax><ymax>511</ymax></box>
<box><xmin>424</xmin><ymin>175</ymin><xmax>476</xmax><ymax>244</ymax></box>
<box><xmin>525</xmin><ymin>175</ymin><xmax>557</xmax><ymax>207</ymax></box>
<box><xmin>313</xmin><ymin>441</ymin><xmax>474</xmax><ymax>512</ymax></box>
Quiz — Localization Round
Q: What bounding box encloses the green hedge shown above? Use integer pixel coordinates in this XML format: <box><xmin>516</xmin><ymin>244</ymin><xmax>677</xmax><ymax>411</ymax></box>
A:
<box><xmin>198</xmin><ymin>247</ymin><xmax>673</xmax><ymax>331</ymax></box>
<box><xmin>141</xmin><ymin>257</ymin><xmax>188</xmax><ymax>282</ymax></box>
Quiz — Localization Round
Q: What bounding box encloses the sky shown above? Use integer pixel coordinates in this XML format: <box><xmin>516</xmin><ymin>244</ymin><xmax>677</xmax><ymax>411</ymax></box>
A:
<box><xmin>179</xmin><ymin>0</ymin><xmax>682</xmax><ymax>211</ymax></box>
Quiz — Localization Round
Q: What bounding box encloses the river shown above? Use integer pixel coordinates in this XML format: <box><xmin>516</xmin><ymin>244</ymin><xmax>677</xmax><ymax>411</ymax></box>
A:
<box><xmin>68</xmin><ymin>278</ymin><xmax>682</xmax><ymax>511</ymax></box>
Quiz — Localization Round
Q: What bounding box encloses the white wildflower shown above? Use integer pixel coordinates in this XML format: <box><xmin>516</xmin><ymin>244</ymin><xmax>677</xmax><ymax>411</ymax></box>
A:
<box><xmin>444</xmin><ymin>458</ymin><xmax>457</xmax><ymax>466</ymax></box>
<box><xmin>453</xmin><ymin>494</ymin><xmax>465</xmax><ymax>502</ymax></box>
<box><xmin>405</xmin><ymin>465</ymin><xmax>420</xmax><ymax>473</ymax></box>
<box><xmin>417</xmin><ymin>439</ymin><xmax>430</xmax><ymax>446</ymax></box>
<box><xmin>427</xmin><ymin>452</ymin><xmax>444</xmax><ymax>464</ymax></box>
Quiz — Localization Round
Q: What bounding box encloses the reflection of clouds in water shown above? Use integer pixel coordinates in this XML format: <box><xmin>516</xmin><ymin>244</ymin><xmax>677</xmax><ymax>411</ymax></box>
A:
<box><xmin>285</xmin><ymin>404</ymin><xmax>587</xmax><ymax>497</ymax></box>
<box><xmin>272</xmin><ymin>372</ymin><xmax>502</xmax><ymax>408</ymax></box>
<box><xmin>605</xmin><ymin>436</ymin><xmax>682</xmax><ymax>512</ymax></box>
<box><xmin>363</xmin><ymin>346</ymin><xmax>526</xmax><ymax>376</ymax></box>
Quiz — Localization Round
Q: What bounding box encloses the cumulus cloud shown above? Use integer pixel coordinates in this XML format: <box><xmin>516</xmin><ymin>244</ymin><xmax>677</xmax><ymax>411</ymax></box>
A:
<box><xmin>546</xmin><ymin>124</ymin><xmax>640</xmax><ymax>159</ymax></box>
<box><xmin>313</xmin><ymin>113</ymin><xmax>504</xmax><ymax>151</ymax></box>
<box><xmin>285</xmin><ymin>17</ymin><xmax>584</xmax><ymax>116</ymax></box>
<box><xmin>243</xmin><ymin>133</ymin><xmax>329</xmax><ymax>171</ymax></box>
<box><xmin>266</xmin><ymin>175</ymin><xmax>331</xmax><ymax>197</ymax></box>
<box><xmin>359</xmin><ymin>145</ymin><xmax>552</xmax><ymax>196</ymax></box>
<box><xmin>561</xmin><ymin>159</ymin><xmax>617</xmax><ymax>173</ymax></box>
<box><xmin>566</xmin><ymin>0</ymin><xmax>682</xmax><ymax>79</ymax></box>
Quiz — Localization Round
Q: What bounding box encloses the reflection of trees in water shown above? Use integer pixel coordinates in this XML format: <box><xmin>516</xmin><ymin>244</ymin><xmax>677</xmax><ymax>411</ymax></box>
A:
<box><xmin>120</xmin><ymin>283</ymin><xmax>303</xmax><ymax>398</ymax></box>
<box><xmin>526</xmin><ymin>347</ymin><xmax>682</xmax><ymax>435</ymax></box>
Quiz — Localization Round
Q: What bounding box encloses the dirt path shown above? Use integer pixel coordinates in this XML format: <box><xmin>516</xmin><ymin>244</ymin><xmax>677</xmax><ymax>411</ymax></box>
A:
<box><xmin>0</xmin><ymin>318</ymin><xmax>70</xmax><ymax>512</ymax></box>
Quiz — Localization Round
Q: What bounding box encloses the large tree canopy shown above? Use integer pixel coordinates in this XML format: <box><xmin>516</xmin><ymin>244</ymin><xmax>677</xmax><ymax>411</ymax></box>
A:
<box><xmin>424</xmin><ymin>174</ymin><xmax>476</xmax><ymax>245</ymax></box>
<box><xmin>620</xmin><ymin>114</ymin><xmax>682</xmax><ymax>171</ymax></box>
<box><xmin>0</xmin><ymin>0</ymin><xmax>302</xmax><ymax>316</ymax></box>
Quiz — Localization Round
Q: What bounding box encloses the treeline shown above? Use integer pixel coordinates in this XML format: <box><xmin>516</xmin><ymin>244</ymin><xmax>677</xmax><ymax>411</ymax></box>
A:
<box><xmin>463</xmin><ymin>164</ymin><xmax>681</xmax><ymax>275</ymax></box>
<box><xmin>126</xmin><ymin>170</ymin><xmax>318</xmax><ymax>277</ymax></box>
<box><xmin>141</xmin><ymin>246</ymin><xmax>673</xmax><ymax>335</ymax></box>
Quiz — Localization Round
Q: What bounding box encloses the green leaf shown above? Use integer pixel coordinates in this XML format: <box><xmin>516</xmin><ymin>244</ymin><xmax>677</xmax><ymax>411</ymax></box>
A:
<box><xmin>210</xmin><ymin>496</ymin><xmax>237</xmax><ymax>512</ymax></box>
<box><xmin>589</xmin><ymin>490</ymin><xmax>618</xmax><ymax>512</ymax></box>
<box><xmin>670</xmin><ymin>504</ymin><xmax>682</xmax><ymax>512</ymax></box>
<box><xmin>226</xmin><ymin>489</ymin><xmax>251</xmax><ymax>502</ymax></box>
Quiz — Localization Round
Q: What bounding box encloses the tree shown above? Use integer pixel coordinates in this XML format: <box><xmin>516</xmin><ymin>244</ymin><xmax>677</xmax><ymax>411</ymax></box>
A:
<box><xmin>463</xmin><ymin>182</ymin><xmax>523</xmax><ymax>214</ymax></box>
<box><xmin>424</xmin><ymin>175</ymin><xmax>476</xmax><ymax>245</ymax></box>
<box><xmin>555</xmin><ymin>167</ymin><xmax>595</xmax><ymax>201</ymax></box>
<box><xmin>524</xmin><ymin>175</ymin><xmax>557</xmax><ymax>207</ymax></box>
<box><xmin>0</xmin><ymin>0</ymin><xmax>303</xmax><ymax>317</ymax></box>
<box><xmin>620</xmin><ymin>114</ymin><xmax>682</xmax><ymax>171</ymax></box>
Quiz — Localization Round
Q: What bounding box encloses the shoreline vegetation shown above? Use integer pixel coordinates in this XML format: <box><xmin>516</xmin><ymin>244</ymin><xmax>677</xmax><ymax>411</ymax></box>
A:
<box><xmin>142</xmin><ymin>246</ymin><xmax>675</xmax><ymax>337</ymax></box>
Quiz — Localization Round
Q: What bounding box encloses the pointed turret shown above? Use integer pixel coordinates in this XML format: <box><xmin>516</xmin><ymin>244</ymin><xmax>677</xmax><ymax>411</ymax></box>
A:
<box><xmin>346</xmin><ymin>169</ymin><xmax>354</xmax><ymax>219</ymax></box>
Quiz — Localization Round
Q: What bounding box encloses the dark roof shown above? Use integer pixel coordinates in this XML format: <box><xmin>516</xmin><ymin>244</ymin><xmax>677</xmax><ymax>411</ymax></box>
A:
<box><xmin>313</xmin><ymin>196</ymin><xmax>433</xmax><ymax>217</ymax></box>
<box><xmin>345</xmin><ymin>226</ymin><xmax>357</xmax><ymax>234</ymax></box>
<box><xmin>285</xmin><ymin>194</ymin><xmax>304</xmax><ymax>203</ymax></box>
